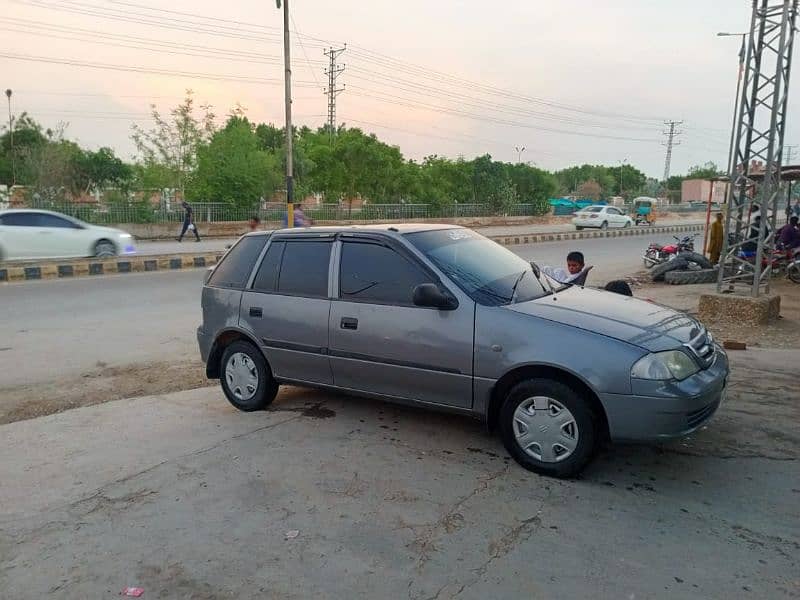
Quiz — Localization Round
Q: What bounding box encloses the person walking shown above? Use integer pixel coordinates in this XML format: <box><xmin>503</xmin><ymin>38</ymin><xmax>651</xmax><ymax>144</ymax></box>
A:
<box><xmin>177</xmin><ymin>200</ymin><xmax>200</xmax><ymax>242</ymax></box>
<box><xmin>708</xmin><ymin>212</ymin><xmax>724</xmax><ymax>265</ymax></box>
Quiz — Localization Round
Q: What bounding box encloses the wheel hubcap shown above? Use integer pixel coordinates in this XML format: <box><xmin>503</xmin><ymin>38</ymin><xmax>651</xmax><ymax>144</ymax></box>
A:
<box><xmin>513</xmin><ymin>396</ymin><xmax>579</xmax><ymax>463</ymax></box>
<box><xmin>225</xmin><ymin>352</ymin><xmax>259</xmax><ymax>401</ymax></box>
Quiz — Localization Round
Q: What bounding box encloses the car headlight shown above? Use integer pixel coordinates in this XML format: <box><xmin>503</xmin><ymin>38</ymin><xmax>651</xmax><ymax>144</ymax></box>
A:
<box><xmin>119</xmin><ymin>233</ymin><xmax>132</xmax><ymax>239</ymax></box>
<box><xmin>631</xmin><ymin>350</ymin><xmax>700</xmax><ymax>381</ymax></box>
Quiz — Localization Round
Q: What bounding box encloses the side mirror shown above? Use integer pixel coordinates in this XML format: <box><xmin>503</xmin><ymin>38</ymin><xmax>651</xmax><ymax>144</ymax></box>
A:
<box><xmin>412</xmin><ymin>283</ymin><xmax>458</xmax><ymax>310</ymax></box>
<box><xmin>204</xmin><ymin>266</ymin><xmax>215</xmax><ymax>284</ymax></box>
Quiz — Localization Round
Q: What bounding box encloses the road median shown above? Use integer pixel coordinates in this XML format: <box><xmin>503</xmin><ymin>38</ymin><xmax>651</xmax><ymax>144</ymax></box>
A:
<box><xmin>0</xmin><ymin>223</ymin><xmax>704</xmax><ymax>283</ymax></box>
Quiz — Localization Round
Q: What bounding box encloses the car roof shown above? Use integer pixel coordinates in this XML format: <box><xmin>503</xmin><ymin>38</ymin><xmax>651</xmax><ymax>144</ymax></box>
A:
<box><xmin>263</xmin><ymin>223</ymin><xmax>462</xmax><ymax>236</ymax></box>
<box><xmin>0</xmin><ymin>208</ymin><xmax>72</xmax><ymax>217</ymax></box>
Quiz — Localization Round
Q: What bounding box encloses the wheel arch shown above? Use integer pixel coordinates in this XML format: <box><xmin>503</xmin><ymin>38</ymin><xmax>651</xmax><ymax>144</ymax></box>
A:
<box><xmin>486</xmin><ymin>364</ymin><xmax>610</xmax><ymax>442</ymax></box>
<box><xmin>206</xmin><ymin>327</ymin><xmax>264</xmax><ymax>379</ymax></box>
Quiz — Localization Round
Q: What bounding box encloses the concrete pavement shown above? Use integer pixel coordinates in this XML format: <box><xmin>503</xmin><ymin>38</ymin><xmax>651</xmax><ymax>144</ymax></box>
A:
<box><xmin>0</xmin><ymin>234</ymin><xmax>680</xmax><ymax>388</ymax></box>
<box><xmin>0</xmin><ymin>349</ymin><xmax>797</xmax><ymax>599</ymax></box>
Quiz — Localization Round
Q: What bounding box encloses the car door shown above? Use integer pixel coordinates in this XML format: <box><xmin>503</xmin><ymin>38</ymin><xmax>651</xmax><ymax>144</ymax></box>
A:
<box><xmin>240</xmin><ymin>236</ymin><xmax>334</xmax><ymax>385</ymax></box>
<box><xmin>607</xmin><ymin>207</ymin><xmax>625</xmax><ymax>228</ymax></box>
<box><xmin>328</xmin><ymin>236</ymin><xmax>474</xmax><ymax>409</ymax></box>
<box><xmin>0</xmin><ymin>212</ymin><xmax>39</xmax><ymax>259</ymax></box>
<box><xmin>32</xmin><ymin>213</ymin><xmax>88</xmax><ymax>258</ymax></box>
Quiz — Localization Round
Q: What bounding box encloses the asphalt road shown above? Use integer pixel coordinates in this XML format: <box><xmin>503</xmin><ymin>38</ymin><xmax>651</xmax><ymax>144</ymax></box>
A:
<box><xmin>1</xmin><ymin>233</ymin><xmax>685</xmax><ymax>388</ymax></box>
<box><xmin>134</xmin><ymin>218</ymin><xmax>705</xmax><ymax>255</ymax></box>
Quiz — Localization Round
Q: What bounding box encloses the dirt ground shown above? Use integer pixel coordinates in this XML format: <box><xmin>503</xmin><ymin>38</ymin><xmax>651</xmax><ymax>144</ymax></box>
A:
<box><xmin>631</xmin><ymin>276</ymin><xmax>800</xmax><ymax>349</ymax></box>
<box><xmin>0</xmin><ymin>359</ymin><xmax>213</xmax><ymax>425</ymax></box>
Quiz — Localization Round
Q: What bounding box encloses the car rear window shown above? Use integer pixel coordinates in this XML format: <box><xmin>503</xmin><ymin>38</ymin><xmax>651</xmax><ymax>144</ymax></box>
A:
<box><xmin>207</xmin><ymin>235</ymin><xmax>268</xmax><ymax>289</ymax></box>
<box><xmin>583</xmin><ymin>206</ymin><xmax>603</xmax><ymax>213</ymax></box>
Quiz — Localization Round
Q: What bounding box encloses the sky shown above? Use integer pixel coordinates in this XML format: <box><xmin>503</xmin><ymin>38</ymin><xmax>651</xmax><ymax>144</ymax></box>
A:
<box><xmin>1</xmin><ymin>0</ymin><xmax>795</xmax><ymax>179</ymax></box>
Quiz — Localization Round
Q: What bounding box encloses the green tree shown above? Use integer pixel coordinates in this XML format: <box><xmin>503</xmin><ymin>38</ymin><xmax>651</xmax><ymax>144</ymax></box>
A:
<box><xmin>0</xmin><ymin>112</ymin><xmax>49</xmax><ymax>185</ymax></box>
<box><xmin>78</xmin><ymin>147</ymin><xmax>132</xmax><ymax>192</ymax></box>
<box><xmin>187</xmin><ymin>116</ymin><xmax>280</xmax><ymax>206</ymax></box>
<box><xmin>131</xmin><ymin>90</ymin><xmax>215</xmax><ymax>193</ymax></box>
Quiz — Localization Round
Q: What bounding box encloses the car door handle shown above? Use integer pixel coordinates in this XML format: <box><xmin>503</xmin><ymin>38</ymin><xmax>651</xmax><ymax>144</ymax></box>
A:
<box><xmin>249</xmin><ymin>307</ymin><xmax>263</xmax><ymax>318</ymax></box>
<box><xmin>341</xmin><ymin>317</ymin><xmax>358</xmax><ymax>330</ymax></box>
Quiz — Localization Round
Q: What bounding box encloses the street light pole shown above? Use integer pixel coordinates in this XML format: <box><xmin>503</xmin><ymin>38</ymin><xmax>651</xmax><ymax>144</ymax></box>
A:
<box><xmin>515</xmin><ymin>146</ymin><xmax>525</xmax><ymax>164</ymax></box>
<box><xmin>619</xmin><ymin>158</ymin><xmax>627</xmax><ymax>198</ymax></box>
<box><xmin>277</xmin><ymin>0</ymin><xmax>294</xmax><ymax>227</ymax></box>
<box><xmin>5</xmin><ymin>89</ymin><xmax>14</xmax><ymax>187</ymax></box>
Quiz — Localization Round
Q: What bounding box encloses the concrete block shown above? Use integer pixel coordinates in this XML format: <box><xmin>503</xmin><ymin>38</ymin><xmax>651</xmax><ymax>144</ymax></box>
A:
<box><xmin>699</xmin><ymin>292</ymin><xmax>781</xmax><ymax>326</ymax></box>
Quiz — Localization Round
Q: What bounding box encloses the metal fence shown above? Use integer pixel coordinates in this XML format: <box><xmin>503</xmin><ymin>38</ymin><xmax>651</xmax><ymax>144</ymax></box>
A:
<box><xmin>21</xmin><ymin>201</ymin><xmax>551</xmax><ymax>225</ymax></box>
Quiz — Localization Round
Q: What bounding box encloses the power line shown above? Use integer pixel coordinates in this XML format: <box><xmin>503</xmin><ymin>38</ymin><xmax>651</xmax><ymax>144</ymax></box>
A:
<box><xmin>0</xmin><ymin>52</ymin><xmax>320</xmax><ymax>86</ymax></box>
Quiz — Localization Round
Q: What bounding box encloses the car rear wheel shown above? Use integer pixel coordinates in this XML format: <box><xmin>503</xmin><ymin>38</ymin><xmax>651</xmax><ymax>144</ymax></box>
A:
<box><xmin>624</xmin><ymin>220</ymin><xmax>632</xmax><ymax>228</ymax></box>
<box><xmin>220</xmin><ymin>340</ymin><xmax>278</xmax><ymax>411</ymax></box>
<box><xmin>600</xmin><ymin>221</ymin><xmax>608</xmax><ymax>230</ymax></box>
<box><xmin>499</xmin><ymin>378</ymin><xmax>597</xmax><ymax>478</ymax></box>
<box><xmin>94</xmin><ymin>240</ymin><xmax>117</xmax><ymax>258</ymax></box>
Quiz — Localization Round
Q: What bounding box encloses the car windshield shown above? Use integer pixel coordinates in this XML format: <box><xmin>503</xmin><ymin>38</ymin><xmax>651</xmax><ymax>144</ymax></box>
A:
<box><xmin>405</xmin><ymin>229</ymin><xmax>548</xmax><ymax>306</ymax></box>
<box><xmin>583</xmin><ymin>206</ymin><xmax>603</xmax><ymax>213</ymax></box>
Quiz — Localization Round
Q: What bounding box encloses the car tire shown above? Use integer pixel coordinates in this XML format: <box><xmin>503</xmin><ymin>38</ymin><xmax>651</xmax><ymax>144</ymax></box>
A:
<box><xmin>499</xmin><ymin>378</ymin><xmax>597</xmax><ymax>478</ymax></box>
<box><xmin>94</xmin><ymin>239</ymin><xmax>117</xmax><ymax>258</ymax></box>
<box><xmin>220</xmin><ymin>340</ymin><xmax>278</xmax><ymax>412</ymax></box>
<box><xmin>787</xmin><ymin>262</ymin><xmax>800</xmax><ymax>283</ymax></box>
<box><xmin>664</xmin><ymin>268</ymin><xmax>719</xmax><ymax>285</ymax></box>
<box><xmin>677</xmin><ymin>251</ymin><xmax>712</xmax><ymax>270</ymax></box>
<box><xmin>651</xmin><ymin>257</ymin><xmax>689</xmax><ymax>281</ymax></box>
<box><xmin>600</xmin><ymin>221</ymin><xmax>608</xmax><ymax>230</ymax></box>
<box><xmin>624</xmin><ymin>220</ymin><xmax>632</xmax><ymax>229</ymax></box>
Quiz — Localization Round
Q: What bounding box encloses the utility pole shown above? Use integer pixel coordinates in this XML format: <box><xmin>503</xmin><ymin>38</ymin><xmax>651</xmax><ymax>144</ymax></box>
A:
<box><xmin>324</xmin><ymin>45</ymin><xmax>346</xmax><ymax>144</ymax></box>
<box><xmin>276</xmin><ymin>0</ymin><xmax>294</xmax><ymax>227</ymax></box>
<box><xmin>515</xmin><ymin>146</ymin><xmax>525</xmax><ymax>164</ymax></box>
<box><xmin>5</xmin><ymin>89</ymin><xmax>14</xmax><ymax>187</ymax></box>
<box><xmin>662</xmin><ymin>120</ymin><xmax>683</xmax><ymax>184</ymax></box>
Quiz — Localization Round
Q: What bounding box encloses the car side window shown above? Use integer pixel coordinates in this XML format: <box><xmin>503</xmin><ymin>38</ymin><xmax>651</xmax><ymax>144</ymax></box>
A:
<box><xmin>207</xmin><ymin>236</ymin><xmax>268</xmax><ymax>289</ymax></box>
<box><xmin>35</xmin><ymin>214</ymin><xmax>77</xmax><ymax>228</ymax></box>
<box><xmin>0</xmin><ymin>212</ymin><xmax>38</xmax><ymax>226</ymax></box>
<box><xmin>252</xmin><ymin>241</ymin><xmax>285</xmax><ymax>292</ymax></box>
<box><xmin>339</xmin><ymin>241</ymin><xmax>433</xmax><ymax>306</ymax></box>
<box><xmin>276</xmin><ymin>241</ymin><xmax>331</xmax><ymax>298</ymax></box>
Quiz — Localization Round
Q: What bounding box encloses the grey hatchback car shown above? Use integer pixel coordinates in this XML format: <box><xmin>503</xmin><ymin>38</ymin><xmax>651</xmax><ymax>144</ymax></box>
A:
<box><xmin>197</xmin><ymin>224</ymin><xmax>728</xmax><ymax>477</ymax></box>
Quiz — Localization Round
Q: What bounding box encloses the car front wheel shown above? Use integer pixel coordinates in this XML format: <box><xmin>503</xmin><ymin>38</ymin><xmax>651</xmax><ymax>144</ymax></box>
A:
<box><xmin>94</xmin><ymin>240</ymin><xmax>117</xmax><ymax>258</ymax></box>
<box><xmin>220</xmin><ymin>340</ymin><xmax>278</xmax><ymax>411</ymax></box>
<box><xmin>499</xmin><ymin>378</ymin><xmax>597</xmax><ymax>478</ymax></box>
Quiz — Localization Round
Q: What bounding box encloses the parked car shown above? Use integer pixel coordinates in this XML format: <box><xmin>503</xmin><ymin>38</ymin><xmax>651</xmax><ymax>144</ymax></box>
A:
<box><xmin>197</xmin><ymin>225</ymin><xmax>728</xmax><ymax>478</ymax></box>
<box><xmin>0</xmin><ymin>209</ymin><xmax>136</xmax><ymax>261</ymax></box>
<box><xmin>572</xmin><ymin>205</ymin><xmax>634</xmax><ymax>230</ymax></box>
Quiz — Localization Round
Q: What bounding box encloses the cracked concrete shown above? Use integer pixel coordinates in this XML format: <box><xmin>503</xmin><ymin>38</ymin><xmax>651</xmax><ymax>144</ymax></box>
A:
<box><xmin>0</xmin><ymin>350</ymin><xmax>798</xmax><ymax>599</ymax></box>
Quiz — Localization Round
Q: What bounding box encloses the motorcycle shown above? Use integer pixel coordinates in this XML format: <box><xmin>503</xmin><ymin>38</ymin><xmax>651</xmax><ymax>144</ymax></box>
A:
<box><xmin>643</xmin><ymin>234</ymin><xmax>697</xmax><ymax>269</ymax></box>
<box><xmin>788</xmin><ymin>254</ymin><xmax>800</xmax><ymax>283</ymax></box>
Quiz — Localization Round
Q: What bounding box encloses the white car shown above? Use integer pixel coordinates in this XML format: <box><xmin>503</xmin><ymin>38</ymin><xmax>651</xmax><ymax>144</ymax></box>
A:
<box><xmin>572</xmin><ymin>205</ymin><xmax>633</xmax><ymax>230</ymax></box>
<box><xmin>0</xmin><ymin>209</ymin><xmax>136</xmax><ymax>261</ymax></box>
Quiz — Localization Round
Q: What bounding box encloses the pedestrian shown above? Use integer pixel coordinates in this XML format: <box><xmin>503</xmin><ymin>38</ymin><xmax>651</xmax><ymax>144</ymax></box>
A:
<box><xmin>282</xmin><ymin>204</ymin><xmax>311</xmax><ymax>228</ymax></box>
<box><xmin>777</xmin><ymin>216</ymin><xmax>800</xmax><ymax>249</ymax></box>
<box><xmin>177</xmin><ymin>200</ymin><xmax>200</xmax><ymax>242</ymax></box>
<box><xmin>248</xmin><ymin>215</ymin><xmax>261</xmax><ymax>232</ymax></box>
<box><xmin>707</xmin><ymin>212</ymin><xmax>724</xmax><ymax>265</ymax></box>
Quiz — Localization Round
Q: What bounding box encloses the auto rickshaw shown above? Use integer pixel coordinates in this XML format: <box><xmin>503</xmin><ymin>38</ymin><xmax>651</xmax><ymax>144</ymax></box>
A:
<box><xmin>632</xmin><ymin>197</ymin><xmax>657</xmax><ymax>226</ymax></box>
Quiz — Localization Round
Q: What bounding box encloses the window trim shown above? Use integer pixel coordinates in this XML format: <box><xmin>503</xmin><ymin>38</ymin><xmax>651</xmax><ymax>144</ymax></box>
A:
<box><xmin>207</xmin><ymin>233</ymin><xmax>270</xmax><ymax>291</ymax></box>
<box><xmin>334</xmin><ymin>235</ymin><xmax>447</xmax><ymax>309</ymax></box>
<box><xmin>246</xmin><ymin>237</ymin><xmax>334</xmax><ymax>300</ymax></box>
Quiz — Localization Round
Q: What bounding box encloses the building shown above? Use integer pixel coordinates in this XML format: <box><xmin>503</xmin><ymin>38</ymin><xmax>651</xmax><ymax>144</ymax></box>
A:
<box><xmin>681</xmin><ymin>179</ymin><xmax>728</xmax><ymax>204</ymax></box>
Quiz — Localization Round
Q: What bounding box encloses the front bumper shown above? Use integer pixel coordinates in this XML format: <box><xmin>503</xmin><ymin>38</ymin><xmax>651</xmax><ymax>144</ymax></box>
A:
<box><xmin>600</xmin><ymin>347</ymin><xmax>729</xmax><ymax>441</ymax></box>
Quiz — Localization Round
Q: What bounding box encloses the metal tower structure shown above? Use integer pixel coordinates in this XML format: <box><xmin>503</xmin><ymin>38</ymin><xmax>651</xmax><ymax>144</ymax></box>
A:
<box><xmin>717</xmin><ymin>0</ymin><xmax>798</xmax><ymax>296</ymax></box>
<box><xmin>662</xmin><ymin>120</ymin><xmax>683</xmax><ymax>183</ymax></box>
<box><xmin>324</xmin><ymin>45</ymin><xmax>346</xmax><ymax>143</ymax></box>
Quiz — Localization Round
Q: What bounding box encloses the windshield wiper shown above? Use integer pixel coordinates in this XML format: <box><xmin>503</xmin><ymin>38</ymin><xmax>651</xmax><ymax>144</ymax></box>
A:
<box><xmin>510</xmin><ymin>269</ymin><xmax>527</xmax><ymax>303</ymax></box>
<box><xmin>529</xmin><ymin>260</ymin><xmax>559</xmax><ymax>298</ymax></box>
